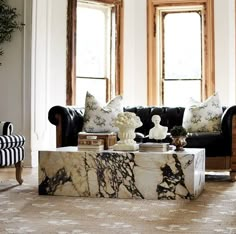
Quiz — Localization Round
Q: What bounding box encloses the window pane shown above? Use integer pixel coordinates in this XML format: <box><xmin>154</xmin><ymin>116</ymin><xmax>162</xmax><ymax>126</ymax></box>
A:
<box><xmin>76</xmin><ymin>4</ymin><xmax>109</xmax><ymax>77</ymax></box>
<box><xmin>164</xmin><ymin>12</ymin><xmax>202</xmax><ymax>79</ymax></box>
<box><xmin>164</xmin><ymin>80</ymin><xmax>201</xmax><ymax>106</ymax></box>
<box><xmin>76</xmin><ymin>78</ymin><xmax>106</xmax><ymax>106</ymax></box>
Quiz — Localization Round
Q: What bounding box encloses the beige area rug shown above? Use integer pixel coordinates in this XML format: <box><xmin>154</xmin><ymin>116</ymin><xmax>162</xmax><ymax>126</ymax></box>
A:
<box><xmin>1</xmin><ymin>168</ymin><xmax>236</xmax><ymax>234</ymax></box>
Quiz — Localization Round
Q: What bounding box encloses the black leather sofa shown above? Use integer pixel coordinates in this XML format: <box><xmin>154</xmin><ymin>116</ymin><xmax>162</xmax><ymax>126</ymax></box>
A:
<box><xmin>48</xmin><ymin>105</ymin><xmax>236</xmax><ymax>180</ymax></box>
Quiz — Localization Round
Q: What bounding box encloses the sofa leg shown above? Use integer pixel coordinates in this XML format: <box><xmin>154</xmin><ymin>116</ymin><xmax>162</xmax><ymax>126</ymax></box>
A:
<box><xmin>230</xmin><ymin>171</ymin><xmax>236</xmax><ymax>182</ymax></box>
<box><xmin>15</xmin><ymin>161</ymin><xmax>23</xmax><ymax>185</ymax></box>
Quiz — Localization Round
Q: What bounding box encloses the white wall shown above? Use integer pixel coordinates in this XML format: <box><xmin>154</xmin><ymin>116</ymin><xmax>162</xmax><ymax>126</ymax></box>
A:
<box><xmin>0</xmin><ymin>0</ymin><xmax>67</xmax><ymax>167</ymax></box>
<box><xmin>0</xmin><ymin>0</ymin><xmax>32</xmax><ymax>166</ymax></box>
<box><xmin>215</xmin><ymin>0</ymin><xmax>236</xmax><ymax>106</ymax></box>
<box><xmin>0</xmin><ymin>0</ymin><xmax>235</xmax><ymax>167</ymax></box>
<box><xmin>0</xmin><ymin>0</ymin><xmax>25</xmax><ymax>134</ymax></box>
<box><xmin>123</xmin><ymin>0</ymin><xmax>147</xmax><ymax>106</ymax></box>
<box><xmin>30</xmin><ymin>0</ymin><xmax>67</xmax><ymax>166</ymax></box>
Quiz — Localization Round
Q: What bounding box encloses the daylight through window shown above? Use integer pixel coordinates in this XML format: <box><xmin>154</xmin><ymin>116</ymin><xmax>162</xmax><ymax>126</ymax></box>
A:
<box><xmin>76</xmin><ymin>2</ymin><xmax>114</xmax><ymax>105</ymax></box>
<box><xmin>161</xmin><ymin>9</ymin><xmax>203</xmax><ymax>106</ymax></box>
<box><xmin>147</xmin><ymin>0</ymin><xmax>215</xmax><ymax>106</ymax></box>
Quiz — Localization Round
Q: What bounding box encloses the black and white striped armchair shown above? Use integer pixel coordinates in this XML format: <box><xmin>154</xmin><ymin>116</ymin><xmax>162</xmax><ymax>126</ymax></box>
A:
<box><xmin>0</xmin><ymin>121</ymin><xmax>25</xmax><ymax>184</ymax></box>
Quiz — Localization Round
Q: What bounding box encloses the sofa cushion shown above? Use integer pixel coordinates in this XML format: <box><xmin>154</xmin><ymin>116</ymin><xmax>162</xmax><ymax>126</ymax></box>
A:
<box><xmin>182</xmin><ymin>93</ymin><xmax>223</xmax><ymax>132</ymax></box>
<box><xmin>142</xmin><ymin>131</ymin><xmax>230</xmax><ymax>157</ymax></box>
<box><xmin>83</xmin><ymin>91</ymin><xmax>123</xmax><ymax>133</ymax></box>
<box><xmin>186</xmin><ymin>132</ymin><xmax>230</xmax><ymax>157</ymax></box>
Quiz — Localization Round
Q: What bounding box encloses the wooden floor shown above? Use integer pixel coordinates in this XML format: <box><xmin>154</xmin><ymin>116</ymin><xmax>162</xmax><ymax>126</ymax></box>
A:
<box><xmin>0</xmin><ymin>167</ymin><xmax>37</xmax><ymax>184</ymax></box>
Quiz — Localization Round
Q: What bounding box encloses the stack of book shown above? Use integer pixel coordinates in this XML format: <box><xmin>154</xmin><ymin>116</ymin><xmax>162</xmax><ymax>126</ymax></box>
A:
<box><xmin>78</xmin><ymin>137</ymin><xmax>104</xmax><ymax>152</ymax></box>
<box><xmin>78</xmin><ymin>132</ymin><xmax>117</xmax><ymax>150</ymax></box>
<box><xmin>139</xmin><ymin>143</ymin><xmax>170</xmax><ymax>152</ymax></box>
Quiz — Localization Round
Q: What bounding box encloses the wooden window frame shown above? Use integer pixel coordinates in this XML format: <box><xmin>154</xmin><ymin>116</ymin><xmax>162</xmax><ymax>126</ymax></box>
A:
<box><xmin>66</xmin><ymin>0</ymin><xmax>124</xmax><ymax>105</ymax></box>
<box><xmin>147</xmin><ymin>0</ymin><xmax>215</xmax><ymax>106</ymax></box>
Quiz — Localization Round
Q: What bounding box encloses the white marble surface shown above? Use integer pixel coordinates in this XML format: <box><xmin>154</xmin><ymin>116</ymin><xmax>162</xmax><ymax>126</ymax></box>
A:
<box><xmin>38</xmin><ymin>147</ymin><xmax>205</xmax><ymax>200</ymax></box>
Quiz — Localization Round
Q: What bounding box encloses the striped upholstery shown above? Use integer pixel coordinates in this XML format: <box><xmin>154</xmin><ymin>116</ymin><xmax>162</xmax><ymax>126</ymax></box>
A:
<box><xmin>0</xmin><ymin>135</ymin><xmax>25</xmax><ymax>149</ymax></box>
<box><xmin>0</xmin><ymin>146</ymin><xmax>24</xmax><ymax>166</ymax></box>
<box><xmin>0</xmin><ymin>121</ymin><xmax>13</xmax><ymax>135</ymax></box>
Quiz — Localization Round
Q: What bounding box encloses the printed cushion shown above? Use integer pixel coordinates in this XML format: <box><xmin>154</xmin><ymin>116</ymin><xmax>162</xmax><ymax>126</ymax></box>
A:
<box><xmin>82</xmin><ymin>91</ymin><xmax>123</xmax><ymax>133</ymax></box>
<box><xmin>182</xmin><ymin>93</ymin><xmax>223</xmax><ymax>132</ymax></box>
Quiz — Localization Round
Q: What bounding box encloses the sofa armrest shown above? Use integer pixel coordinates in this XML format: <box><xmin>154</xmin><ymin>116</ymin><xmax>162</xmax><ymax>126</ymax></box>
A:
<box><xmin>221</xmin><ymin>105</ymin><xmax>236</xmax><ymax>138</ymax></box>
<box><xmin>48</xmin><ymin>105</ymin><xmax>84</xmax><ymax>147</ymax></box>
<box><xmin>221</xmin><ymin>105</ymin><xmax>236</xmax><ymax>170</ymax></box>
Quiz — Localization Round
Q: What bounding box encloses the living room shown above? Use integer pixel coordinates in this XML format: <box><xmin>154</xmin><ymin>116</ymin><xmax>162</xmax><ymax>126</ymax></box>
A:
<box><xmin>0</xmin><ymin>0</ymin><xmax>236</xmax><ymax>233</ymax></box>
<box><xmin>0</xmin><ymin>0</ymin><xmax>235</xmax><ymax>168</ymax></box>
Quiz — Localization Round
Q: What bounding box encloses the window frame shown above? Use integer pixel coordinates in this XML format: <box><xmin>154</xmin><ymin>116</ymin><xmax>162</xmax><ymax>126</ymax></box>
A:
<box><xmin>147</xmin><ymin>0</ymin><xmax>215</xmax><ymax>106</ymax></box>
<box><xmin>66</xmin><ymin>0</ymin><xmax>124</xmax><ymax>105</ymax></box>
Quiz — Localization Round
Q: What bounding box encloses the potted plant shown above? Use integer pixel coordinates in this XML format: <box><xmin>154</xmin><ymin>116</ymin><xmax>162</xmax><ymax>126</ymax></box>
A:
<box><xmin>170</xmin><ymin>126</ymin><xmax>188</xmax><ymax>151</ymax></box>
<box><xmin>170</xmin><ymin>125</ymin><xmax>187</xmax><ymax>137</ymax></box>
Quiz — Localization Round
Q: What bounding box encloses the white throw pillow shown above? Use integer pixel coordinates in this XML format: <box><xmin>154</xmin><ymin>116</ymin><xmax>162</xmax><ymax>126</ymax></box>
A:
<box><xmin>182</xmin><ymin>93</ymin><xmax>223</xmax><ymax>132</ymax></box>
<box><xmin>82</xmin><ymin>91</ymin><xmax>123</xmax><ymax>133</ymax></box>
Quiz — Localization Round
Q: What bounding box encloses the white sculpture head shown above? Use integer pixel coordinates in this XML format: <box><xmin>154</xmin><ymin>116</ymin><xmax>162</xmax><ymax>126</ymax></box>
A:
<box><xmin>152</xmin><ymin>115</ymin><xmax>161</xmax><ymax>125</ymax></box>
<box><xmin>149</xmin><ymin>115</ymin><xmax>168</xmax><ymax>140</ymax></box>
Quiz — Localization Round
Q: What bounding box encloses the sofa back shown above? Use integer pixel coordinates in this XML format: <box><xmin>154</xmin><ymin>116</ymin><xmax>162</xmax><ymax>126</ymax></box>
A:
<box><xmin>124</xmin><ymin>106</ymin><xmax>185</xmax><ymax>136</ymax></box>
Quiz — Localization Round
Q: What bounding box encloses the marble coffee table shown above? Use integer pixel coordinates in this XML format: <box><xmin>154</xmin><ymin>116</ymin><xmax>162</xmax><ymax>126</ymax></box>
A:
<box><xmin>38</xmin><ymin>147</ymin><xmax>205</xmax><ymax>200</ymax></box>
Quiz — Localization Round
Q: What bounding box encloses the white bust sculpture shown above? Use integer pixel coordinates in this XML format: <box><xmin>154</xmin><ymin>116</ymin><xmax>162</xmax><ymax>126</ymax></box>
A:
<box><xmin>149</xmin><ymin>115</ymin><xmax>168</xmax><ymax>140</ymax></box>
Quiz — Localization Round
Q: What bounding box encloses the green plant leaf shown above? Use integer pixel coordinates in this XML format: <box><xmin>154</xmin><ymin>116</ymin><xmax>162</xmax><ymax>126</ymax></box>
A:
<box><xmin>0</xmin><ymin>0</ymin><xmax>23</xmax><ymax>65</ymax></box>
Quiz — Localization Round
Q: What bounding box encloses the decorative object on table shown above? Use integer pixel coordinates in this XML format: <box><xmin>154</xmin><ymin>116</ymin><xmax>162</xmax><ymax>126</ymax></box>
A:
<box><xmin>78</xmin><ymin>136</ymin><xmax>104</xmax><ymax>152</ymax></box>
<box><xmin>139</xmin><ymin>142</ymin><xmax>170</xmax><ymax>152</ymax></box>
<box><xmin>113</xmin><ymin>112</ymin><xmax>142</xmax><ymax>151</ymax></box>
<box><xmin>170</xmin><ymin>125</ymin><xmax>188</xmax><ymax>151</ymax></box>
<box><xmin>82</xmin><ymin>91</ymin><xmax>123</xmax><ymax>133</ymax></box>
<box><xmin>149</xmin><ymin>115</ymin><xmax>168</xmax><ymax>140</ymax></box>
<box><xmin>0</xmin><ymin>0</ymin><xmax>24</xmax><ymax>65</ymax></box>
<box><xmin>78</xmin><ymin>132</ymin><xmax>117</xmax><ymax>150</ymax></box>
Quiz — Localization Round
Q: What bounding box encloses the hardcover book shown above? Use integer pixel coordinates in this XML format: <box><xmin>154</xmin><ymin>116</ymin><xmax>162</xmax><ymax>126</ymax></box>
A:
<box><xmin>78</xmin><ymin>132</ymin><xmax>117</xmax><ymax>150</ymax></box>
<box><xmin>78</xmin><ymin>144</ymin><xmax>104</xmax><ymax>152</ymax></box>
<box><xmin>78</xmin><ymin>138</ymin><xmax>104</xmax><ymax>146</ymax></box>
<box><xmin>139</xmin><ymin>143</ymin><xmax>170</xmax><ymax>152</ymax></box>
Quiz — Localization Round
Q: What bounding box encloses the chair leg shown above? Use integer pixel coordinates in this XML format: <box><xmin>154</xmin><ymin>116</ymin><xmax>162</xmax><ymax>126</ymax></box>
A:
<box><xmin>15</xmin><ymin>161</ymin><xmax>23</xmax><ymax>185</ymax></box>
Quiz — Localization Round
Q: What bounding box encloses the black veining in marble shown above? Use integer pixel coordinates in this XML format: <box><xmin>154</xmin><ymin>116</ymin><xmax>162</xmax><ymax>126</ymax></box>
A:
<box><xmin>88</xmin><ymin>152</ymin><xmax>144</xmax><ymax>199</ymax></box>
<box><xmin>156</xmin><ymin>154</ymin><xmax>193</xmax><ymax>200</ymax></box>
<box><xmin>39</xmin><ymin>167</ymin><xmax>72</xmax><ymax>195</ymax></box>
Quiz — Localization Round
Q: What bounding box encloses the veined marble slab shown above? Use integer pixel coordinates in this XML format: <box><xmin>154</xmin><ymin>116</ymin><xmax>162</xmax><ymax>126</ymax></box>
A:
<box><xmin>38</xmin><ymin>147</ymin><xmax>205</xmax><ymax>200</ymax></box>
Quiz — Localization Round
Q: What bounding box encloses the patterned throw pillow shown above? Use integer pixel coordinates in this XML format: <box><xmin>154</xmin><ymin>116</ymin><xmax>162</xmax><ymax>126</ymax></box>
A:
<box><xmin>182</xmin><ymin>93</ymin><xmax>223</xmax><ymax>132</ymax></box>
<box><xmin>82</xmin><ymin>92</ymin><xmax>123</xmax><ymax>133</ymax></box>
